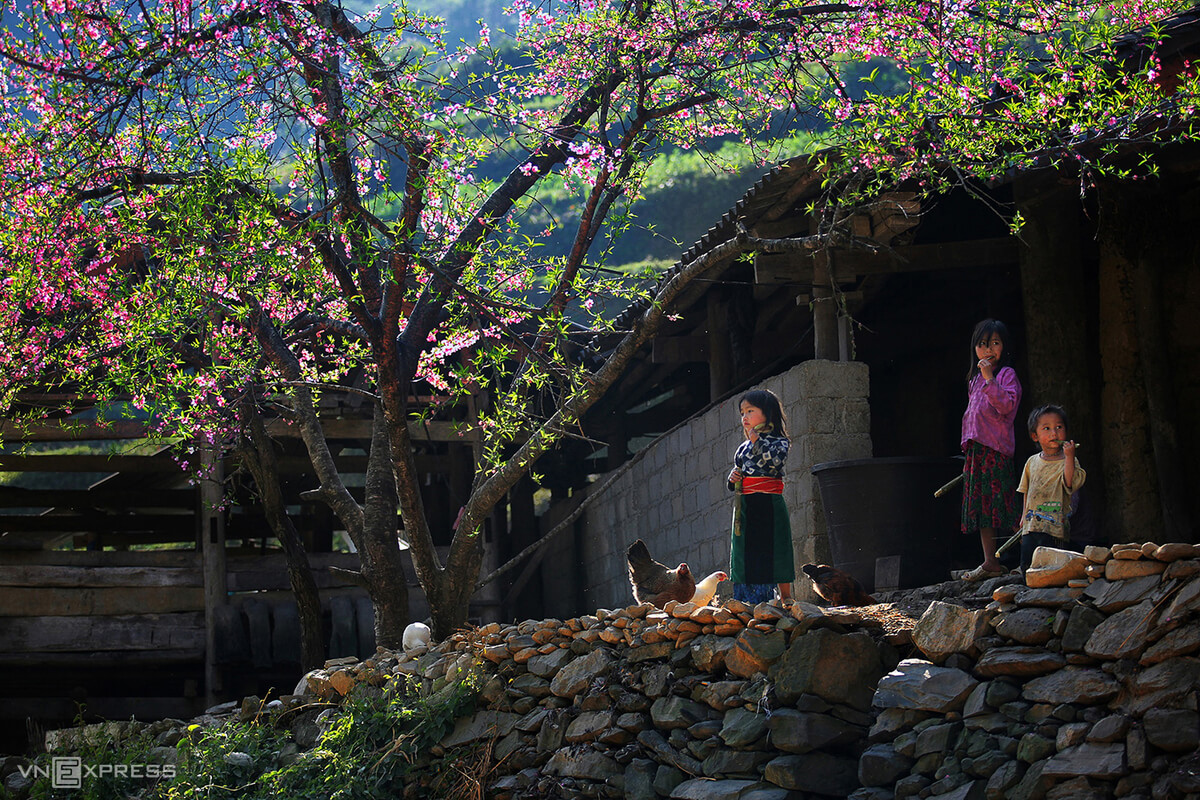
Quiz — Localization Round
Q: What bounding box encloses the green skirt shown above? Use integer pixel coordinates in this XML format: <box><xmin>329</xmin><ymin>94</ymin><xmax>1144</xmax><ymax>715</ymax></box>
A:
<box><xmin>730</xmin><ymin>493</ymin><xmax>795</xmax><ymax>584</ymax></box>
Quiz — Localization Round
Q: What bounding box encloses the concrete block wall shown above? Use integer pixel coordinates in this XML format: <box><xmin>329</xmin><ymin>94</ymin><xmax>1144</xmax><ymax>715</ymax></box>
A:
<box><xmin>578</xmin><ymin>360</ymin><xmax>871</xmax><ymax>611</ymax></box>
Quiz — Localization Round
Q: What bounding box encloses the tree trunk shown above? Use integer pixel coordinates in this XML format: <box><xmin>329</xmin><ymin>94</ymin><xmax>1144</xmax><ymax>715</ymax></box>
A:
<box><xmin>359</xmin><ymin>403</ymin><xmax>410</xmax><ymax>649</ymax></box>
<box><xmin>237</xmin><ymin>403</ymin><xmax>325</xmax><ymax>671</ymax></box>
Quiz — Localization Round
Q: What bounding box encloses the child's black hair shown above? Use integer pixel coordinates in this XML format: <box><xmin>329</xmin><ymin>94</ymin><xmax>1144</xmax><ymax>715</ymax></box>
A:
<box><xmin>966</xmin><ymin>318</ymin><xmax>1014</xmax><ymax>381</ymax></box>
<box><xmin>1027</xmin><ymin>404</ymin><xmax>1069</xmax><ymax>436</ymax></box>
<box><xmin>740</xmin><ymin>388</ymin><xmax>790</xmax><ymax>439</ymax></box>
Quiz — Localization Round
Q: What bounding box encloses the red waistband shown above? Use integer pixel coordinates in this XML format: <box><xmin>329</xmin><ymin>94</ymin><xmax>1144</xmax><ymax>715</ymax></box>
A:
<box><xmin>740</xmin><ymin>476</ymin><xmax>784</xmax><ymax>495</ymax></box>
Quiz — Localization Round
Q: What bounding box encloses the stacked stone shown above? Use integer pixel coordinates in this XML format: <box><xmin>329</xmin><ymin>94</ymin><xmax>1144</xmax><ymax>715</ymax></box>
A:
<box><xmin>857</xmin><ymin>542</ymin><xmax>1200</xmax><ymax>800</ymax></box>
<box><xmin>292</xmin><ymin>598</ymin><xmax>900</xmax><ymax>799</ymax></box>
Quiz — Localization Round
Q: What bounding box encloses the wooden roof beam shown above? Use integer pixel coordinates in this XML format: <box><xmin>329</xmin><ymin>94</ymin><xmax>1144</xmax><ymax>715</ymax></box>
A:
<box><xmin>754</xmin><ymin>236</ymin><xmax>1018</xmax><ymax>285</ymax></box>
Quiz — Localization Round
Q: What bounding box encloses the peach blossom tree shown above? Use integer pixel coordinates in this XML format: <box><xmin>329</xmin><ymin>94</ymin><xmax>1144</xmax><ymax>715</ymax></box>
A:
<box><xmin>0</xmin><ymin>0</ymin><xmax>1193</xmax><ymax>643</ymax></box>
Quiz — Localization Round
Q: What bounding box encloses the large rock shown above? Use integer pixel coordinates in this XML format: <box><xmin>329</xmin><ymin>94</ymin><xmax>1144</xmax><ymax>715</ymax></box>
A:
<box><xmin>1104</xmin><ymin>558</ymin><xmax>1165</xmax><ymax>581</ymax></box>
<box><xmin>691</xmin><ymin>635</ymin><xmax>737</xmax><ymax>672</ymax></box>
<box><xmin>1021</xmin><ymin>667</ymin><xmax>1119</xmax><ymax>705</ymax></box>
<box><xmin>726</xmin><ymin>628</ymin><xmax>787</xmax><ymax>678</ymax></box>
<box><xmin>625</xmin><ymin>759</ymin><xmax>657</xmax><ymax>800</ymax></box>
<box><xmin>993</xmin><ymin>608</ymin><xmax>1055</xmax><ymax>645</ymax></box>
<box><xmin>565</xmin><ymin>710</ymin><xmax>613</xmax><ymax>743</ymax></box>
<box><xmin>638</xmin><ymin>729</ymin><xmax>704</xmax><ymax>775</ymax></box>
<box><xmin>873</xmin><ymin>659</ymin><xmax>978</xmax><ymax>713</ymax></box>
<box><xmin>550</xmin><ymin>646</ymin><xmax>613</xmax><ymax>698</ymax></box>
<box><xmin>510</xmin><ymin>672</ymin><xmax>552</xmax><ymax>698</ymax></box>
<box><xmin>858</xmin><ymin>743</ymin><xmax>914</xmax><ymax>787</ymax></box>
<box><xmin>439</xmin><ymin>710</ymin><xmax>520</xmax><ymax>748</ymax></box>
<box><xmin>770</xmin><ymin>629</ymin><xmax>883</xmax><ymax>710</ymax></box>
<box><xmin>914</xmin><ymin>722</ymin><xmax>961</xmax><ymax>758</ymax></box>
<box><xmin>695</xmin><ymin>680</ymin><xmax>748</xmax><ymax>711</ymax></box>
<box><xmin>719</xmin><ymin>707</ymin><xmax>769</xmax><ymax>748</ymax></box>
<box><xmin>1082</xmin><ymin>575</ymin><xmax>1161</xmax><ymax>612</ymax></box>
<box><xmin>1143</xmin><ymin>708</ymin><xmax>1200</xmax><ymax>752</ymax></box>
<box><xmin>544</xmin><ymin>748</ymin><xmax>622</xmax><ymax>781</ymax></box>
<box><xmin>1141</xmin><ymin>624</ymin><xmax>1200</xmax><ymax>665</ymax></box>
<box><xmin>767</xmin><ymin>708</ymin><xmax>863</xmax><ymax>753</ymax></box>
<box><xmin>974</xmin><ymin>646</ymin><xmax>1066</xmax><ymax>677</ymax></box>
<box><xmin>1062</xmin><ymin>605</ymin><xmax>1107</xmax><ymax>653</ymax></box>
<box><xmin>700</xmin><ymin>750</ymin><xmax>774</xmax><ymax>779</ymax></box>
<box><xmin>1154</xmin><ymin>543</ymin><xmax>1200</xmax><ymax>561</ymax></box>
<box><xmin>526</xmin><ymin>647</ymin><xmax>573</xmax><ymax>678</ymax></box>
<box><xmin>1040</xmin><ymin>743</ymin><xmax>1126</xmax><ymax>779</ymax></box>
<box><xmin>669</xmin><ymin>778</ymin><xmax>760</xmax><ymax>799</ymax></box>
<box><xmin>536</xmin><ymin>709</ymin><xmax>567</xmax><ymax>752</ymax></box>
<box><xmin>629</xmin><ymin>641</ymin><xmax>675</xmax><ymax>663</ymax></box>
<box><xmin>763</xmin><ymin>752</ymin><xmax>859</xmax><ymax>797</ymax></box>
<box><xmin>912</xmin><ymin>602</ymin><xmax>986</xmax><ymax>662</ymax></box>
<box><xmin>652</xmin><ymin>696</ymin><xmax>720</xmax><ymax>729</ymax></box>
<box><xmin>1116</xmin><ymin>657</ymin><xmax>1200</xmax><ymax>715</ymax></box>
<box><xmin>1025</xmin><ymin>547</ymin><xmax>1088</xmax><ymax>588</ymax></box>
<box><xmin>1163</xmin><ymin>576</ymin><xmax>1200</xmax><ymax>622</ymax></box>
<box><xmin>1084</xmin><ymin>599</ymin><xmax>1156</xmax><ymax>660</ymax></box>
<box><xmin>926</xmin><ymin>781</ymin><xmax>985</xmax><ymax>800</ymax></box>
<box><xmin>1012</xmin><ymin>587</ymin><xmax>1083</xmax><ymax>607</ymax></box>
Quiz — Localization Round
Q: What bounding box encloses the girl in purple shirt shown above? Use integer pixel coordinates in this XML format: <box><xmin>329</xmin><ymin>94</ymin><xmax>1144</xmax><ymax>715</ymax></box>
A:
<box><xmin>960</xmin><ymin>319</ymin><xmax>1022</xmax><ymax>581</ymax></box>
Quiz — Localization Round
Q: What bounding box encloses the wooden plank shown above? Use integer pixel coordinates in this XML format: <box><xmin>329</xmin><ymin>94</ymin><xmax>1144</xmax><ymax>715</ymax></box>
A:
<box><xmin>225</xmin><ymin>552</ymin><xmax>376</xmax><ymax>590</ymax></box>
<box><xmin>0</xmin><ymin>612</ymin><xmax>205</xmax><ymax>652</ymax></box>
<box><xmin>0</xmin><ymin>488</ymin><xmax>195</xmax><ymax>509</ymax></box>
<box><xmin>0</xmin><ymin>514</ymin><xmax>192</xmax><ymax>532</ymax></box>
<box><xmin>0</xmin><ymin>550</ymin><xmax>199</xmax><ymax>567</ymax></box>
<box><xmin>0</xmin><ymin>420</ymin><xmax>158</xmax><ymax>442</ymax></box>
<box><xmin>0</xmin><ymin>564</ymin><xmax>201</xmax><ymax>588</ymax></box>
<box><xmin>0</xmin><ymin>586</ymin><xmax>206</xmax><ymax>616</ymax></box>
<box><xmin>0</xmin><ymin>455</ymin><xmax>181</xmax><ymax>473</ymax></box>
<box><xmin>227</xmin><ymin>564</ymin><xmax>364</xmax><ymax>591</ymax></box>
<box><xmin>0</xmin><ymin>648</ymin><xmax>203</xmax><ymax>667</ymax></box>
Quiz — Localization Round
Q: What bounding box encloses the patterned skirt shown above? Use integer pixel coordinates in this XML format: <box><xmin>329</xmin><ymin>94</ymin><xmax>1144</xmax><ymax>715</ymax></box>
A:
<box><xmin>961</xmin><ymin>440</ymin><xmax>1019</xmax><ymax>533</ymax></box>
<box><xmin>730</xmin><ymin>492</ymin><xmax>795</xmax><ymax>584</ymax></box>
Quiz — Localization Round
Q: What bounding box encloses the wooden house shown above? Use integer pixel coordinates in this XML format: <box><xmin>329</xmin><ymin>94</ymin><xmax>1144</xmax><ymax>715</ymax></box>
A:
<box><xmin>524</xmin><ymin>11</ymin><xmax>1200</xmax><ymax>614</ymax></box>
<box><xmin>0</xmin><ymin>399</ymin><xmax>507</xmax><ymax>753</ymax></box>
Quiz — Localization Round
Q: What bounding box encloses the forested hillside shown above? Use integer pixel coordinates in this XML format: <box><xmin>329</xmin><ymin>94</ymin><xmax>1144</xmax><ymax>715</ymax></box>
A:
<box><xmin>377</xmin><ymin>0</ymin><xmax>827</xmax><ymax>267</ymax></box>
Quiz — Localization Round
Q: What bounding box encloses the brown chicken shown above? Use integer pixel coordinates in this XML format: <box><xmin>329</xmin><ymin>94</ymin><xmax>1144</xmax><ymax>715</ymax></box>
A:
<box><xmin>801</xmin><ymin>563</ymin><xmax>876</xmax><ymax>607</ymax></box>
<box><xmin>627</xmin><ymin>539</ymin><xmax>695</xmax><ymax>607</ymax></box>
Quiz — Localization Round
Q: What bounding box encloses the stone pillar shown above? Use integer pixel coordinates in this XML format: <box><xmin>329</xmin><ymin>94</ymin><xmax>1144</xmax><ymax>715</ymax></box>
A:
<box><xmin>773</xmin><ymin>361</ymin><xmax>872</xmax><ymax>603</ymax></box>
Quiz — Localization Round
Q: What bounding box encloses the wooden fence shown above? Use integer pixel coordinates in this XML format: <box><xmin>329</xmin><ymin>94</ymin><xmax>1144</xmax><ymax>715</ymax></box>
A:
<box><xmin>0</xmin><ymin>549</ymin><xmax>374</xmax><ymax>738</ymax></box>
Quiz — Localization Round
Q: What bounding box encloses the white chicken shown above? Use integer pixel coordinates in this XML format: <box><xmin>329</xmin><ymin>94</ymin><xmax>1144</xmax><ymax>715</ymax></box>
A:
<box><xmin>689</xmin><ymin>570</ymin><xmax>728</xmax><ymax>606</ymax></box>
<box><xmin>402</xmin><ymin>621</ymin><xmax>432</xmax><ymax>652</ymax></box>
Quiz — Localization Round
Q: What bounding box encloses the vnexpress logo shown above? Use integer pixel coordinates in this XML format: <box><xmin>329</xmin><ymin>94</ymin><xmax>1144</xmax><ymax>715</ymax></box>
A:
<box><xmin>17</xmin><ymin>756</ymin><xmax>175</xmax><ymax>788</ymax></box>
<box><xmin>53</xmin><ymin>756</ymin><xmax>83</xmax><ymax>789</ymax></box>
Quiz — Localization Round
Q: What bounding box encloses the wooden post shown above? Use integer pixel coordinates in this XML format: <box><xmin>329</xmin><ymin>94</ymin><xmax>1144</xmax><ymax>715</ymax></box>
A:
<box><xmin>838</xmin><ymin>315</ymin><xmax>853</xmax><ymax>362</ymax></box>
<box><xmin>707</xmin><ymin>293</ymin><xmax>733</xmax><ymax>399</ymax></box>
<box><xmin>1015</xmin><ymin>178</ymin><xmax>1101</xmax><ymax>506</ymax></box>
<box><xmin>607</xmin><ymin>417</ymin><xmax>628</xmax><ymax>472</ymax></box>
<box><xmin>199</xmin><ymin>446</ymin><xmax>227</xmax><ymax>709</ymax></box>
<box><xmin>813</xmin><ymin>251</ymin><xmax>838</xmax><ymax>360</ymax></box>
<box><xmin>1096</xmin><ymin>185</ymin><xmax>1163</xmax><ymax>541</ymax></box>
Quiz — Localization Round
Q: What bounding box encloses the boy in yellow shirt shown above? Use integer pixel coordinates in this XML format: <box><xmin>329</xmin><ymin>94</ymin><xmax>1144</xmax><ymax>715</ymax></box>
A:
<box><xmin>1017</xmin><ymin>404</ymin><xmax>1086</xmax><ymax>572</ymax></box>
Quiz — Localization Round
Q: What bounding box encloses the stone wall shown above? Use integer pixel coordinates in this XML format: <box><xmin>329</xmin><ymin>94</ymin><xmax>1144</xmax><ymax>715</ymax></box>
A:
<box><xmin>309</xmin><ymin>595</ymin><xmax>904</xmax><ymax>799</ymax></box>
<box><xmin>576</xmin><ymin>359</ymin><xmax>871</xmax><ymax>610</ymax></box>
<box><xmin>28</xmin><ymin>540</ymin><xmax>1200</xmax><ymax>800</ymax></box>
<box><xmin>868</xmin><ymin>541</ymin><xmax>1200</xmax><ymax>800</ymax></box>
